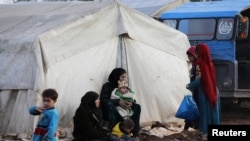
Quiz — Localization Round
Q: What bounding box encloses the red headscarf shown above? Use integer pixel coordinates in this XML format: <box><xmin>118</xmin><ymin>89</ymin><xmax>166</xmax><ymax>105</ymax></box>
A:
<box><xmin>196</xmin><ymin>43</ymin><xmax>217</xmax><ymax>107</ymax></box>
<box><xmin>186</xmin><ymin>46</ymin><xmax>198</xmax><ymax>65</ymax></box>
<box><xmin>187</xmin><ymin>46</ymin><xmax>196</xmax><ymax>57</ymax></box>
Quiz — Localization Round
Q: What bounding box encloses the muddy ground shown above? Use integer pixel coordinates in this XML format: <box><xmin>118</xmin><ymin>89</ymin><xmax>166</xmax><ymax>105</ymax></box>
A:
<box><xmin>1</xmin><ymin>99</ymin><xmax>249</xmax><ymax>141</ymax></box>
<box><xmin>138</xmin><ymin>99</ymin><xmax>250</xmax><ymax>141</ymax></box>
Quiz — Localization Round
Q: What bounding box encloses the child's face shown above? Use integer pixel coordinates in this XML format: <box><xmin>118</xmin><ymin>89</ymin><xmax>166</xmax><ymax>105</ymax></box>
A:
<box><xmin>187</xmin><ymin>54</ymin><xmax>195</xmax><ymax>63</ymax></box>
<box><xmin>119</xmin><ymin>86</ymin><xmax>129</xmax><ymax>94</ymax></box>
<box><xmin>43</xmin><ymin>97</ymin><xmax>56</xmax><ymax>109</ymax></box>
<box><xmin>124</xmin><ymin>127</ymin><xmax>133</xmax><ymax>133</ymax></box>
<box><xmin>195</xmin><ymin>51</ymin><xmax>200</xmax><ymax>59</ymax></box>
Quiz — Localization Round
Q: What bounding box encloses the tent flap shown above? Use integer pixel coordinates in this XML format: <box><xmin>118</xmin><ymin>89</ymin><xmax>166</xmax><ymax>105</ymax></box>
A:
<box><xmin>0</xmin><ymin>1</ymin><xmax>190</xmax><ymax>133</ymax></box>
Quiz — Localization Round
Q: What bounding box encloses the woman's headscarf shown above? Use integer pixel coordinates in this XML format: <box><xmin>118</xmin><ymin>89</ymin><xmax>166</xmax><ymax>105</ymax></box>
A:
<box><xmin>79</xmin><ymin>91</ymin><xmax>103</xmax><ymax>120</ymax></box>
<box><xmin>108</xmin><ymin>68</ymin><xmax>126</xmax><ymax>88</ymax></box>
<box><xmin>196</xmin><ymin>43</ymin><xmax>217</xmax><ymax>107</ymax></box>
<box><xmin>187</xmin><ymin>46</ymin><xmax>198</xmax><ymax>65</ymax></box>
<box><xmin>187</xmin><ymin>46</ymin><xmax>196</xmax><ymax>57</ymax></box>
<box><xmin>80</xmin><ymin>91</ymin><xmax>99</xmax><ymax>109</ymax></box>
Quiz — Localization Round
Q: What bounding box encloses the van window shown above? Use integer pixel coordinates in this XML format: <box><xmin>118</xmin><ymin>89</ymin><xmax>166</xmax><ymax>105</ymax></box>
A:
<box><xmin>216</xmin><ymin>18</ymin><xmax>234</xmax><ymax>40</ymax></box>
<box><xmin>178</xmin><ymin>19</ymin><xmax>216</xmax><ymax>40</ymax></box>
<box><xmin>162</xmin><ymin>20</ymin><xmax>177</xmax><ymax>29</ymax></box>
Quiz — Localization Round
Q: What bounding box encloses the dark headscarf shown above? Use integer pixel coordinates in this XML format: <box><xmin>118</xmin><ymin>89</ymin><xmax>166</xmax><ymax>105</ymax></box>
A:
<box><xmin>108</xmin><ymin>68</ymin><xmax>126</xmax><ymax>88</ymax></box>
<box><xmin>80</xmin><ymin>91</ymin><xmax>99</xmax><ymax>109</ymax></box>
<box><xmin>79</xmin><ymin>91</ymin><xmax>103</xmax><ymax>120</ymax></box>
<box><xmin>196</xmin><ymin>43</ymin><xmax>217</xmax><ymax>107</ymax></box>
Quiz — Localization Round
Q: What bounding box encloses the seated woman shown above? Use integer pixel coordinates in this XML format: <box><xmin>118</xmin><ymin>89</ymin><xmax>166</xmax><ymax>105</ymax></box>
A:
<box><xmin>100</xmin><ymin>68</ymin><xmax>141</xmax><ymax>137</ymax></box>
<box><xmin>72</xmin><ymin>91</ymin><xmax>110</xmax><ymax>141</ymax></box>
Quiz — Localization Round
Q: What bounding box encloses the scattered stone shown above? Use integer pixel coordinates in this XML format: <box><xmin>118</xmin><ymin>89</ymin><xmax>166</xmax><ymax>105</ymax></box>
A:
<box><xmin>20</xmin><ymin>138</ymin><xmax>30</xmax><ymax>141</ymax></box>
<box><xmin>57</xmin><ymin>127</ymin><xmax>67</xmax><ymax>138</ymax></box>
<box><xmin>2</xmin><ymin>133</ymin><xmax>18</xmax><ymax>140</ymax></box>
<box><xmin>17</xmin><ymin>133</ymin><xmax>32</xmax><ymax>140</ymax></box>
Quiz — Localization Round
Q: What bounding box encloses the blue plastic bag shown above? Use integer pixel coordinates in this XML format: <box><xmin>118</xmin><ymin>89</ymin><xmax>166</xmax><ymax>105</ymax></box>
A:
<box><xmin>175</xmin><ymin>95</ymin><xmax>199</xmax><ymax>121</ymax></box>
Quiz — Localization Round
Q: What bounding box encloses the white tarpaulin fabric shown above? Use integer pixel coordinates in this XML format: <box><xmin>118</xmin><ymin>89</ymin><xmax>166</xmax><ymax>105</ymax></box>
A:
<box><xmin>0</xmin><ymin>1</ymin><xmax>190</xmax><ymax>133</ymax></box>
<box><xmin>116</xmin><ymin>0</ymin><xmax>190</xmax><ymax>18</ymax></box>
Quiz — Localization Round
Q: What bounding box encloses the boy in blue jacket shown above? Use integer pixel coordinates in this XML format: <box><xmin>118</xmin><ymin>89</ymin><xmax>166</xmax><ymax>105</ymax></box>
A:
<box><xmin>29</xmin><ymin>88</ymin><xmax>59</xmax><ymax>141</ymax></box>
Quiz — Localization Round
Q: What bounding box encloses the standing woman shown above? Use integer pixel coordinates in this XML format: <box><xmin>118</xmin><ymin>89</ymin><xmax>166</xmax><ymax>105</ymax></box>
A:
<box><xmin>72</xmin><ymin>91</ymin><xmax>110</xmax><ymax>141</ymax></box>
<box><xmin>186</xmin><ymin>43</ymin><xmax>221</xmax><ymax>138</ymax></box>
<box><xmin>100</xmin><ymin>68</ymin><xmax>141</xmax><ymax>137</ymax></box>
<box><xmin>184</xmin><ymin>46</ymin><xmax>199</xmax><ymax>130</ymax></box>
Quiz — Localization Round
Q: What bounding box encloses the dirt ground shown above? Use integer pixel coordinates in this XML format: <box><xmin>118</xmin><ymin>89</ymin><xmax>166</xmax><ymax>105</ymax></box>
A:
<box><xmin>1</xmin><ymin>99</ymin><xmax>249</xmax><ymax>141</ymax></box>
<box><xmin>138</xmin><ymin>121</ymin><xmax>201</xmax><ymax>141</ymax></box>
<box><xmin>138</xmin><ymin>99</ymin><xmax>250</xmax><ymax>141</ymax></box>
<box><xmin>138</xmin><ymin>131</ymin><xmax>201</xmax><ymax>141</ymax></box>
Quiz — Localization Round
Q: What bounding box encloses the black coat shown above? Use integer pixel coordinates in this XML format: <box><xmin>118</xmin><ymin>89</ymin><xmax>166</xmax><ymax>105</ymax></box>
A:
<box><xmin>72</xmin><ymin>107</ymin><xmax>108</xmax><ymax>141</ymax></box>
<box><xmin>100</xmin><ymin>82</ymin><xmax>120</xmax><ymax>106</ymax></box>
<box><xmin>100</xmin><ymin>68</ymin><xmax>127</xmax><ymax>107</ymax></box>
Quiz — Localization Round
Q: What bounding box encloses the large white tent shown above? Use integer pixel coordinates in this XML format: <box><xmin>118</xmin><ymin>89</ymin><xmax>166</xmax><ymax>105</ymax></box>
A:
<box><xmin>116</xmin><ymin>0</ymin><xmax>190</xmax><ymax>18</ymax></box>
<box><xmin>0</xmin><ymin>1</ymin><xmax>190</xmax><ymax>133</ymax></box>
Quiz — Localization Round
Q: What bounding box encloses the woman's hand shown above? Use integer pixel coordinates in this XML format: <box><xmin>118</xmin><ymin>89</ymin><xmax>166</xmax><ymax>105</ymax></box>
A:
<box><xmin>119</xmin><ymin>100</ymin><xmax>132</xmax><ymax>109</ymax></box>
<box><xmin>125</xmin><ymin>101</ymin><xmax>132</xmax><ymax>108</ymax></box>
